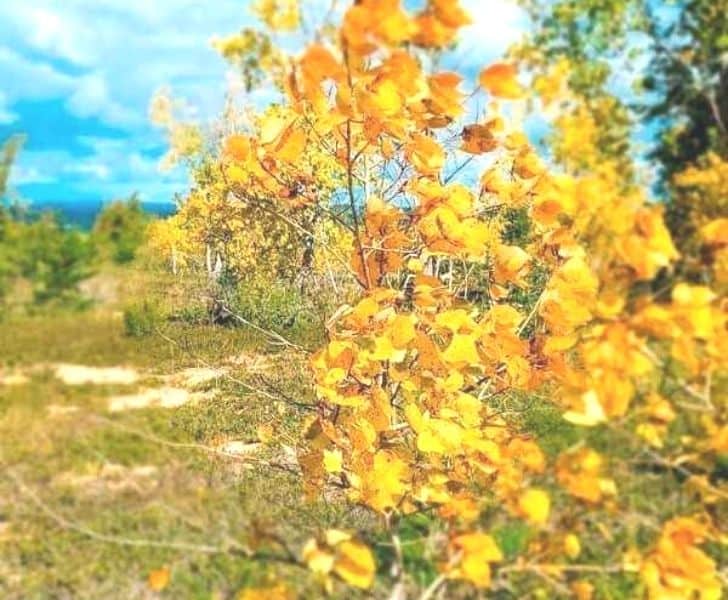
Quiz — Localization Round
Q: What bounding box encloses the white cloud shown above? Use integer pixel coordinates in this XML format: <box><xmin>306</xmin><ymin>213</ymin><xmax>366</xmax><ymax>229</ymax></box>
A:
<box><xmin>11</xmin><ymin>165</ymin><xmax>56</xmax><ymax>185</ymax></box>
<box><xmin>454</xmin><ymin>0</ymin><xmax>528</xmax><ymax>70</ymax></box>
<box><xmin>66</xmin><ymin>73</ymin><xmax>139</xmax><ymax>126</ymax></box>
<box><xmin>0</xmin><ymin>47</ymin><xmax>74</xmax><ymax>100</ymax></box>
<box><xmin>0</xmin><ymin>0</ymin><xmax>531</xmax><ymax>203</ymax></box>
<box><xmin>0</xmin><ymin>0</ymin><xmax>256</xmax><ymax>202</ymax></box>
<box><xmin>8</xmin><ymin>140</ymin><xmax>187</xmax><ymax>201</ymax></box>
<box><xmin>65</xmin><ymin>161</ymin><xmax>112</xmax><ymax>180</ymax></box>
<box><xmin>19</xmin><ymin>6</ymin><xmax>94</xmax><ymax>67</ymax></box>
<box><xmin>0</xmin><ymin>0</ymin><xmax>255</xmax><ymax>131</ymax></box>
<box><xmin>0</xmin><ymin>91</ymin><xmax>17</xmax><ymax>124</ymax></box>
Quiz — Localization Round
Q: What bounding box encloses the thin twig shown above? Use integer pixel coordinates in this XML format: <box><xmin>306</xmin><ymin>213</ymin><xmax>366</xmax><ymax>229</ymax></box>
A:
<box><xmin>5</xmin><ymin>468</ymin><xmax>248</xmax><ymax>555</ymax></box>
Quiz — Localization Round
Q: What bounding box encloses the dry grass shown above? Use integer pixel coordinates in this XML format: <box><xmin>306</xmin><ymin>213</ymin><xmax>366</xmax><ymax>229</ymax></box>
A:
<box><xmin>0</xmin><ymin>266</ymin><xmax>375</xmax><ymax>600</ymax></box>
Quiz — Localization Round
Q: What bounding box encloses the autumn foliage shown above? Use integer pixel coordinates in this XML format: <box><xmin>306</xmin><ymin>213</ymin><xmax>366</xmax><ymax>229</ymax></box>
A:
<box><xmin>150</xmin><ymin>1</ymin><xmax>726</xmax><ymax>597</ymax></box>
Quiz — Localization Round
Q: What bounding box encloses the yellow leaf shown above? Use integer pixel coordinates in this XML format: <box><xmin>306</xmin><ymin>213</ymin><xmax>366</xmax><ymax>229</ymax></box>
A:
<box><xmin>406</xmin><ymin>133</ymin><xmax>445</xmax><ymax>176</ymax></box>
<box><xmin>254</xmin><ymin>0</ymin><xmax>300</xmax><ymax>31</ymax></box>
<box><xmin>407</xmin><ymin>257</ymin><xmax>424</xmax><ymax>272</ymax></box>
<box><xmin>701</xmin><ymin>218</ymin><xmax>728</xmax><ymax>245</ymax></box>
<box><xmin>225</xmin><ymin>135</ymin><xmax>252</xmax><ymax>162</ymax></box>
<box><xmin>636</xmin><ymin>422</ymin><xmax>665</xmax><ymax>448</ymax></box>
<box><xmin>518</xmin><ymin>489</ymin><xmax>550</xmax><ymax>524</ymax></box>
<box><xmin>388</xmin><ymin>314</ymin><xmax>417</xmax><ymax>348</ymax></box>
<box><xmin>494</xmin><ymin>244</ymin><xmax>530</xmax><ymax>285</ymax></box>
<box><xmin>450</xmin><ymin>533</ymin><xmax>503</xmax><ymax>588</ymax></box>
<box><xmin>432</xmin><ymin>0</ymin><xmax>472</xmax><ymax>29</ymax></box>
<box><xmin>333</xmin><ymin>540</ymin><xmax>376</xmax><ymax>589</ymax></box>
<box><xmin>356</xmin><ymin>450</ymin><xmax>411</xmax><ymax>512</ymax></box>
<box><xmin>371</xmin><ymin>334</ymin><xmax>407</xmax><ymax>363</ymax></box>
<box><xmin>300</xmin><ymin>44</ymin><xmax>343</xmax><ymax>85</ymax></box>
<box><xmin>361</xmin><ymin>79</ymin><xmax>403</xmax><ymax>118</ymax></box>
<box><xmin>564</xmin><ymin>534</ymin><xmax>581</xmax><ymax>559</ymax></box>
<box><xmin>227</xmin><ymin>164</ymin><xmax>248</xmax><ymax>183</ymax></box>
<box><xmin>563</xmin><ymin>390</ymin><xmax>607</xmax><ymax>427</ymax></box>
<box><xmin>260</xmin><ymin>113</ymin><xmax>292</xmax><ymax>146</ymax></box>
<box><xmin>322</xmin><ymin>367</ymin><xmax>347</xmax><ymax>386</ymax></box>
<box><xmin>435</xmin><ymin>309</ymin><xmax>475</xmax><ymax>332</ymax></box>
<box><xmin>571</xmin><ymin>581</ymin><xmax>594</xmax><ymax>600</ymax></box>
<box><xmin>325</xmin><ymin>529</ymin><xmax>352</xmax><ymax>546</ymax></box>
<box><xmin>148</xmin><ymin>567</ymin><xmax>170</xmax><ymax>592</ymax></box>
<box><xmin>302</xmin><ymin>538</ymin><xmax>335</xmax><ymax>575</ymax></box>
<box><xmin>441</xmin><ymin>333</ymin><xmax>480</xmax><ymax>366</ymax></box>
<box><xmin>323</xmin><ymin>448</ymin><xmax>343</xmax><ymax>473</ymax></box>
<box><xmin>272</xmin><ymin>127</ymin><xmax>307</xmax><ymax>163</ymax></box>
<box><xmin>404</xmin><ymin>402</ymin><xmax>425</xmax><ymax>433</ymax></box>
<box><xmin>238</xmin><ymin>584</ymin><xmax>293</xmax><ymax>600</ymax></box>
<box><xmin>417</xmin><ymin>418</ymin><xmax>463</xmax><ymax>454</ymax></box>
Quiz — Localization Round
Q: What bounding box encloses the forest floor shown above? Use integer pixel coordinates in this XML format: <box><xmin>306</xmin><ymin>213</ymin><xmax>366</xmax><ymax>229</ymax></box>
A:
<box><xmin>0</xmin><ymin>266</ymin><xmax>651</xmax><ymax>600</ymax></box>
<box><xmin>0</xmin><ymin>266</ymin><xmax>375</xmax><ymax>600</ymax></box>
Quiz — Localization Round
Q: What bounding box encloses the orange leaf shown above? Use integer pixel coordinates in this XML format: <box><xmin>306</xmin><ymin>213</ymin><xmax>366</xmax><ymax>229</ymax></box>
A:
<box><xmin>225</xmin><ymin>135</ymin><xmax>252</xmax><ymax>162</ymax></box>
<box><xmin>148</xmin><ymin>567</ymin><xmax>170</xmax><ymax>591</ymax></box>
<box><xmin>461</xmin><ymin>124</ymin><xmax>497</xmax><ymax>154</ymax></box>
<box><xmin>406</xmin><ymin>133</ymin><xmax>445</xmax><ymax>176</ymax></box>
<box><xmin>479</xmin><ymin>63</ymin><xmax>524</xmax><ymax>99</ymax></box>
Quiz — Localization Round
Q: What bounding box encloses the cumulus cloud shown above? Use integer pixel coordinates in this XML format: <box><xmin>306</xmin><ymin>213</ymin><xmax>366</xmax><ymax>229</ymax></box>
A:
<box><xmin>454</xmin><ymin>0</ymin><xmax>529</xmax><ymax>72</ymax></box>
<box><xmin>0</xmin><ymin>0</ymin><xmax>254</xmax><ymax>130</ymax></box>
<box><xmin>0</xmin><ymin>47</ymin><xmax>74</xmax><ymax>100</ymax></box>
<box><xmin>66</xmin><ymin>73</ymin><xmax>139</xmax><ymax>127</ymax></box>
<box><xmin>11</xmin><ymin>165</ymin><xmax>56</xmax><ymax>185</ymax></box>
<box><xmin>13</xmin><ymin>6</ymin><xmax>94</xmax><ymax>67</ymax></box>
<box><xmin>0</xmin><ymin>0</ymin><xmax>530</xmax><ymax>204</ymax></box>
<box><xmin>0</xmin><ymin>0</ymin><xmax>257</xmax><ymax>201</ymax></box>
<box><xmin>0</xmin><ymin>92</ymin><xmax>17</xmax><ymax>124</ymax></box>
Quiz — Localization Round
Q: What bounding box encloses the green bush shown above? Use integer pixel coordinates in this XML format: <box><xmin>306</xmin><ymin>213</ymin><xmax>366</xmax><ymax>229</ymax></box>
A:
<box><xmin>92</xmin><ymin>194</ymin><xmax>147</xmax><ymax>264</ymax></box>
<box><xmin>123</xmin><ymin>300</ymin><xmax>163</xmax><ymax>337</ymax></box>
<box><xmin>7</xmin><ymin>212</ymin><xmax>96</xmax><ymax>306</ymax></box>
<box><xmin>228</xmin><ymin>279</ymin><xmax>332</xmax><ymax>347</ymax></box>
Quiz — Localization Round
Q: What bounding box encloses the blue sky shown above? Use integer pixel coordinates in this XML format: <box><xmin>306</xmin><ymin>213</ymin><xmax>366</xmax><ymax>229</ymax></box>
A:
<box><xmin>0</xmin><ymin>1</ymin><xmax>528</xmax><ymax>205</ymax></box>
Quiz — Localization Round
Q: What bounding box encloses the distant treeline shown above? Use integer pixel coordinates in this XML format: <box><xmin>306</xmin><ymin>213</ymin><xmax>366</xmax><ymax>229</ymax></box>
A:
<box><xmin>9</xmin><ymin>199</ymin><xmax>176</xmax><ymax>231</ymax></box>
<box><xmin>1</xmin><ymin>194</ymin><xmax>158</xmax><ymax>311</ymax></box>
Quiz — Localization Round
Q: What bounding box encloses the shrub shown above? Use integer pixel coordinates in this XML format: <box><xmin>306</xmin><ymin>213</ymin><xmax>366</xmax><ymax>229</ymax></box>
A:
<box><xmin>92</xmin><ymin>194</ymin><xmax>148</xmax><ymax>264</ymax></box>
<box><xmin>123</xmin><ymin>299</ymin><xmax>163</xmax><ymax>337</ymax></box>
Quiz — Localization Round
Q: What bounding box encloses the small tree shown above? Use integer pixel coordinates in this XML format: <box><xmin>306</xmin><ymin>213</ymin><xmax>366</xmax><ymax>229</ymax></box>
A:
<box><xmin>13</xmin><ymin>213</ymin><xmax>96</xmax><ymax>305</ymax></box>
<box><xmin>92</xmin><ymin>193</ymin><xmax>148</xmax><ymax>264</ymax></box>
<box><xmin>156</xmin><ymin>1</ymin><xmax>726</xmax><ymax>597</ymax></box>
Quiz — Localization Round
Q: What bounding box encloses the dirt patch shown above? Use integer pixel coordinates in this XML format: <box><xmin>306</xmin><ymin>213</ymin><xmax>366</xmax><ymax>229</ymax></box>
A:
<box><xmin>215</xmin><ymin>440</ymin><xmax>262</xmax><ymax>456</ymax></box>
<box><xmin>226</xmin><ymin>351</ymin><xmax>274</xmax><ymax>372</ymax></box>
<box><xmin>0</xmin><ymin>370</ymin><xmax>29</xmax><ymax>386</ymax></box>
<box><xmin>108</xmin><ymin>387</ymin><xmax>217</xmax><ymax>412</ymax></box>
<box><xmin>165</xmin><ymin>367</ymin><xmax>227</xmax><ymax>388</ymax></box>
<box><xmin>54</xmin><ymin>364</ymin><xmax>140</xmax><ymax>386</ymax></box>
<box><xmin>47</xmin><ymin>404</ymin><xmax>81</xmax><ymax>417</ymax></box>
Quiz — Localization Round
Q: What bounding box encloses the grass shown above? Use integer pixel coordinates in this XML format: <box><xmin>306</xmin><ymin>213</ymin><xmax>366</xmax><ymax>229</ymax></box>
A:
<box><xmin>0</xmin><ymin>266</ymin><xmax>374</xmax><ymax>600</ymax></box>
<box><xmin>1</xmin><ymin>263</ymin><xmax>722</xmax><ymax>599</ymax></box>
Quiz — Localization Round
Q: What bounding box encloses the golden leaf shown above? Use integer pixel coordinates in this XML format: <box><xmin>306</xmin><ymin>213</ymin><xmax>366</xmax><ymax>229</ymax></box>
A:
<box><xmin>406</xmin><ymin>133</ymin><xmax>445</xmax><ymax>176</ymax></box>
<box><xmin>441</xmin><ymin>333</ymin><xmax>480</xmax><ymax>366</ymax></box>
<box><xmin>323</xmin><ymin>448</ymin><xmax>343</xmax><ymax>473</ymax></box>
<box><xmin>479</xmin><ymin>63</ymin><xmax>524</xmax><ymax>99</ymax></box>
<box><xmin>333</xmin><ymin>539</ymin><xmax>376</xmax><ymax>589</ymax></box>
<box><xmin>518</xmin><ymin>489</ymin><xmax>551</xmax><ymax>524</ymax></box>
<box><xmin>564</xmin><ymin>534</ymin><xmax>581</xmax><ymax>559</ymax></box>
<box><xmin>148</xmin><ymin>567</ymin><xmax>170</xmax><ymax>592</ymax></box>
